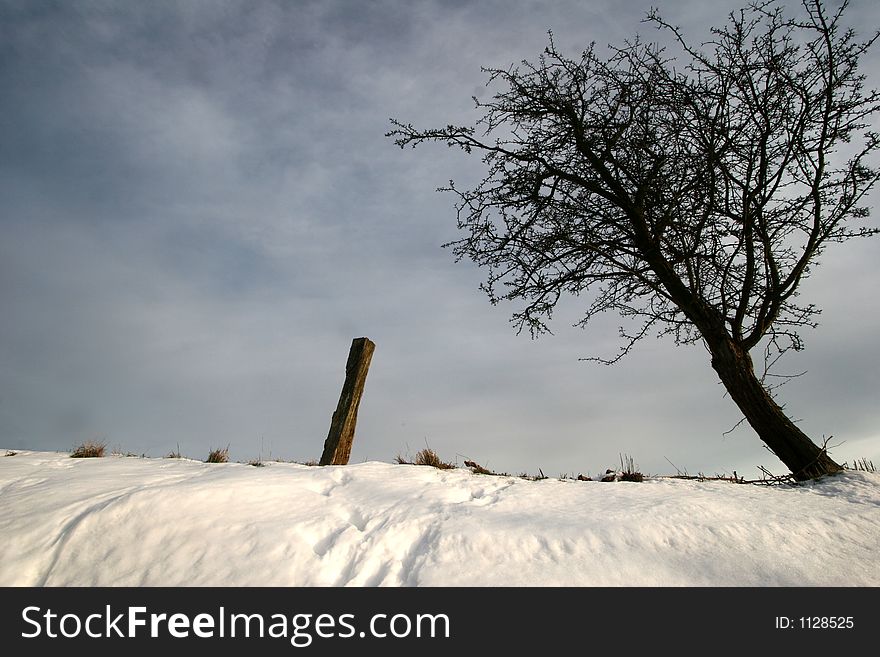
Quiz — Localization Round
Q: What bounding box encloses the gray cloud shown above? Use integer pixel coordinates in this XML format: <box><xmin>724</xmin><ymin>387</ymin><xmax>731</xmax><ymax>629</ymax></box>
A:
<box><xmin>1</xmin><ymin>0</ymin><xmax>878</xmax><ymax>476</ymax></box>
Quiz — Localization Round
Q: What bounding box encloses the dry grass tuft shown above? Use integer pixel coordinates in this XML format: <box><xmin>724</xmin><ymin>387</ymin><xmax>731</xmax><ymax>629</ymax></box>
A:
<box><xmin>397</xmin><ymin>448</ymin><xmax>456</xmax><ymax>470</ymax></box>
<box><xmin>70</xmin><ymin>441</ymin><xmax>106</xmax><ymax>458</ymax></box>
<box><xmin>846</xmin><ymin>457</ymin><xmax>876</xmax><ymax>473</ymax></box>
<box><xmin>205</xmin><ymin>446</ymin><xmax>230</xmax><ymax>463</ymax></box>
<box><xmin>617</xmin><ymin>453</ymin><xmax>644</xmax><ymax>482</ymax></box>
<box><xmin>463</xmin><ymin>459</ymin><xmax>494</xmax><ymax>475</ymax></box>
<box><xmin>415</xmin><ymin>448</ymin><xmax>456</xmax><ymax>469</ymax></box>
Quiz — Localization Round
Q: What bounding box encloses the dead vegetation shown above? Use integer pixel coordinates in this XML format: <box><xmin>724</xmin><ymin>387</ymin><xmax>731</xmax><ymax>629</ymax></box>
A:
<box><xmin>396</xmin><ymin>447</ymin><xmax>647</xmax><ymax>484</ymax></box>
<box><xmin>38</xmin><ymin>435</ymin><xmax>871</xmax><ymax>488</ymax></box>
<box><xmin>845</xmin><ymin>457</ymin><xmax>875</xmax><ymax>473</ymax></box>
<box><xmin>396</xmin><ymin>448</ymin><xmax>456</xmax><ymax>470</ymax></box>
<box><xmin>111</xmin><ymin>448</ymin><xmax>145</xmax><ymax>458</ymax></box>
<box><xmin>205</xmin><ymin>446</ymin><xmax>230</xmax><ymax>463</ymax></box>
<box><xmin>463</xmin><ymin>459</ymin><xmax>494</xmax><ymax>475</ymax></box>
<box><xmin>70</xmin><ymin>441</ymin><xmax>106</xmax><ymax>458</ymax></box>
<box><xmin>617</xmin><ymin>454</ymin><xmax>644</xmax><ymax>482</ymax></box>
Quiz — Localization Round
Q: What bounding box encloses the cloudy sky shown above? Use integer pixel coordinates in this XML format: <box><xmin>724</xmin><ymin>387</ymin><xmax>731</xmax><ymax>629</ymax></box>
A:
<box><xmin>2</xmin><ymin>0</ymin><xmax>878</xmax><ymax>478</ymax></box>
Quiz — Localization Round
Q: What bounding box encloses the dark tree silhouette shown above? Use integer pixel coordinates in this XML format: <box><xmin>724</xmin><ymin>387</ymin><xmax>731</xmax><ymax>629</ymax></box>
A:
<box><xmin>389</xmin><ymin>0</ymin><xmax>879</xmax><ymax>480</ymax></box>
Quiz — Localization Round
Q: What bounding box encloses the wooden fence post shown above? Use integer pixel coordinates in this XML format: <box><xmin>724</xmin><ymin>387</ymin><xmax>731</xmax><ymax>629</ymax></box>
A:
<box><xmin>319</xmin><ymin>337</ymin><xmax>375</xmax><ymax>465</ymax></box>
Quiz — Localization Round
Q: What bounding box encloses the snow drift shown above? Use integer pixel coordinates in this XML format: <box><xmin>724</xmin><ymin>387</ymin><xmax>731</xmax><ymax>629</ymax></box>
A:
<box><xmin>1</xmin><ymin>450</ymin><xmax>878</xmax><ymax>586</ymax></box>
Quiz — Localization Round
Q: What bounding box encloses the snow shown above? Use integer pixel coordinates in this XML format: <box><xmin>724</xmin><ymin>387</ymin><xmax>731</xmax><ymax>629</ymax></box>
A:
<box><xmin>1</xmin><ymin>449</ymin><xmax>878</xmax><ymax>586</ymax></box>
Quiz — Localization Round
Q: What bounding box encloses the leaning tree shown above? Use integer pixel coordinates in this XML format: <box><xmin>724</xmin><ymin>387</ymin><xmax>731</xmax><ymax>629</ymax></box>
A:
<box><xmin>389</xmin><ymin>0</ymin><xmax>879</xmax><ymax>480</ymax></box>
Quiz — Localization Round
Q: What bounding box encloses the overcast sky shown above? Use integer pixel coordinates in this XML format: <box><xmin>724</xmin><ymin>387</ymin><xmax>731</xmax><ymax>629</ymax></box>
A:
<box><xmin>2</xmin><ymin>0</ymin><xmax>878</xmax><ymax>478</ymax></box>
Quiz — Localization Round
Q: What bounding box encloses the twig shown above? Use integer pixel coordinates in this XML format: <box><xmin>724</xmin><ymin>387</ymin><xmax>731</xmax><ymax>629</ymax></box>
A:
<box><xmin>663</xmin><ymin>456</ymin><xmax>686</xmax><ymax>476</ymax></box>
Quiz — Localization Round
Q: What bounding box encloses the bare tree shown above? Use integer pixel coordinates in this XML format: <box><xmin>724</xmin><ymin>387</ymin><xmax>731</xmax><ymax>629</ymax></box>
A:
<box><xmin>388</xmin><ymin>0</ymin><xmax>879</xmax><ymax>480</ymax></box>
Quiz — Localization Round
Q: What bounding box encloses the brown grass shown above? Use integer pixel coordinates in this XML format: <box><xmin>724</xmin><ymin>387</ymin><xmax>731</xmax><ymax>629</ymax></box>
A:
<box><xmin>463</xmin><ymin>459</ymin><xmax>494</xmax><ymax>475</ymax></box>
<box><xmin>396</xmin><ymin>448</ymin><xmax>456</xmax><ymax>470</ymax></box>
<box><xmin>70</xmin><ymin>441</ymin><xmax>106</xmax><ymax>458</ymax></box>
<box><xmin>205</xmin><ymin>446</ymin><xmax>230</xmax><ymax>463</ymax></box>
<box><xmin>618</xmin><ymin>453</ymin><xmax>644</xmax><ymax>482</ymax></box>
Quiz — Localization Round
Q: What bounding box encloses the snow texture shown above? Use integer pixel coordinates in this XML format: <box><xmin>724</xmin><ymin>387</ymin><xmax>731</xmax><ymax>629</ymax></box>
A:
<box><xmin>1</xmin><ymin>450</ymin><xmax>878</xmax><ymax>586</ymax></box>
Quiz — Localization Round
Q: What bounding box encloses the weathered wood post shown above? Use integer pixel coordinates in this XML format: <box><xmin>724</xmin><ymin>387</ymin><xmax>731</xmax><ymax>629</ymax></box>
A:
<box><xmin>319</xmin><ymin>337</ymin><xmax>375</xmax><ymax>465</ymax></box>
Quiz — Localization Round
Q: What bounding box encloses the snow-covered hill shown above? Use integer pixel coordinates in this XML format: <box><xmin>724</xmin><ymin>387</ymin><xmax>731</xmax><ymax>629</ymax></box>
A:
<box><xmin>1</xmin><ymin>450</ymin><xmax>878</xmax><ymax>586</ymax></box>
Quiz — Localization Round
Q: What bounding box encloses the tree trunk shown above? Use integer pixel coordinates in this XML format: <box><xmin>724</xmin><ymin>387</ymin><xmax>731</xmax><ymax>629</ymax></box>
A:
<box><xmin>707</xmin><ymin>337</ymin><xmax>842</xmax><ymax>481</ymax></box>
